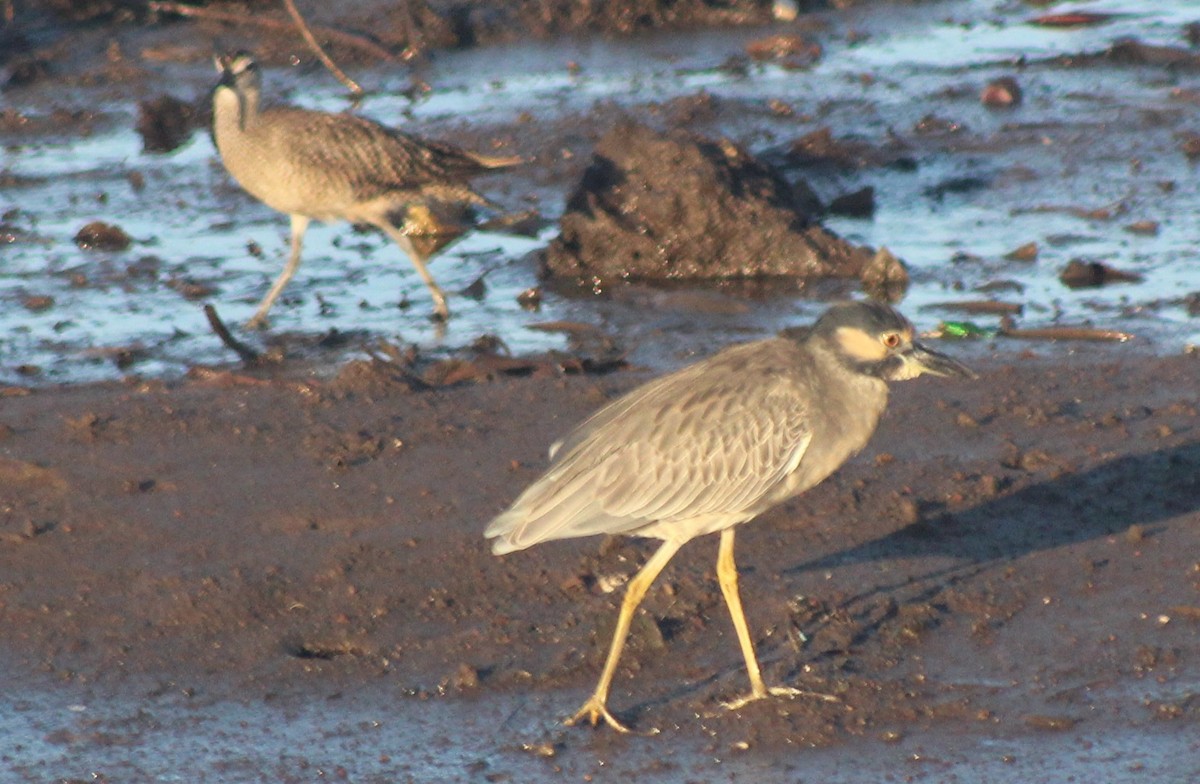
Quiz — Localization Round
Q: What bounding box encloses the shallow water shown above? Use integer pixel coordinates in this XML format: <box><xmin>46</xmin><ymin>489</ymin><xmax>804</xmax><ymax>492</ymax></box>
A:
<box><xmin>4</xmin><ymin>675</ymin><xmax>1196</xmax><ymax>783</ymax></box>
<box><xmin>3</xmin><ymin>0</ymin><xmax>1199</xmax><ymax>387</ymax></box>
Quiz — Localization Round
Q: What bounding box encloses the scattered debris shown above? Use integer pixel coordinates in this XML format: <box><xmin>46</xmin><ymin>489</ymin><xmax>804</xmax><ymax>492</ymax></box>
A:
<box><xmin>1023</xmin><ymin>714</ymin><xmax>1081</xmax><ymax>731</ymax></box>
<box><xmin>930</xmin><ymin>321</ymin><xmax>992</xmax><ymax>339</ymax></box>
<box><xmin>771</xmin><ymin>0</ymin><xmax>798</xmax><ymax>23</ymax></box>
<box><xmin>1004</xmin><ymin>242</ymin><xmax>1039</xmax><ymax>262</ymax></box>
<box><xmin>981</xmin><ymin>76</ymin><xmax>1022</xmax><ymax>108</ymax></box>
<box><xmin>203</xmin><ymin>304</ymin><xmax>261</xmax><ymax>364</ymax></box>
<box><xmin>1059</xmin><ymin>259</ymin><xmax>1143</xmax><ymax>289</ymax></box>
<box><xmin>745</xmin><ymin>34</ymin><xmax>821</xmax><ymax>67</ymax></box>
<box><xmin>21</xmin><ymin>294</ymin><xmax>53</xmax><ymax>312</ymax></box>
<box><xmin>780</xmin><ymin>126</ymin><xmax>898</xmax><ymax>170</ymax></box>
<box><xmin>460</xmin><ymin>273</ymin><xmax>487</xmax><ymax>301</ymax></box>
<box><xmin>1124</xmin><ymin>220</ymin><xmax>1160</xmax><ymax>236</ymax></box>
<box><xmin>998</xmin><ymin>316</ymin><xmax>1133</xmax><ymax>343</ymax></box>
<box><xmin>828</xmin><ymin>186</ymin><xmax>875</xmax><ymax>217</ymax></box>
<box><xmin>923</xmin><ymin>300</ymin><xmax>1022</xmax><ymax>316</ymax></box>
<box><xmin>859</xmin><ymin>247</ymin><xmax>909</xmax><ymax>303</ymax></box>
<box><xmin>73</xmin><ymin>221</ymin><xmax>131</xmax><ymax>251</ymax></box>
<box><xmin>136</xmin><ymin>94</ymin><xmax>200</xmax><ymax>153</ymax></box>
<box><xmin>1012</xmin><ymin>202</ymin><xmax>1124</xmax><ymax>221</ymax></box>
<box><xmin>1103</xmin><ymin>38</ymin><xmax>1200</xmax><ymax>69</ymax></box>
<box><xmin>516</xmin><ymin>287</ymin><xmax>542</xmax><ymax>310</ymax></box>
<box><xmin>1179</xmin><ymin>132</ymin><xmax>1200</xmax><ymax>160</ymax></box>
<box><xmin>1029</xmin><ymin>13</ymin><xmax>1115</xmax><ymax>29</ymax></box>
<box><xmin>975</xmin><ymin>279</ymin><xmax>1025</xmax><ymax>294</ymax></box>
<box><xmin>913</xmin><ymin>114</ymin><xmax>965</xmax><ymax>135</ymax></box>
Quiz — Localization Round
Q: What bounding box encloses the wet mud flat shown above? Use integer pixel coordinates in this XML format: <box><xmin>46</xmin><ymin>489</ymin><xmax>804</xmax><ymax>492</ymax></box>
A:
<box><xmin>1</xmin><ymin>348</ymin><xmax>1199</xmax><ymax>781</ymax></box>
<box><xmin>2</xmin><ymin>0</ymin><xmax>1200</xmax><ymax>780</ymax></box>
<box><xmin>6</xmin><ymin>0</ymin><xmax>1200</xmax><ymax>383</ymax></box>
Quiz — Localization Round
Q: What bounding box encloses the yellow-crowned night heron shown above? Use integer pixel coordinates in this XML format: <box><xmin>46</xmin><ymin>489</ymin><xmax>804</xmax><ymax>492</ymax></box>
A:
<box><xmin>486</xmin><ymin>300</ymin><xmax>975</xmax><ymax>732</ymax></box>
<box><xmin>211</xmin><ymin>52</ymin><xmax>521</xmax><ymax>328</ymax></box>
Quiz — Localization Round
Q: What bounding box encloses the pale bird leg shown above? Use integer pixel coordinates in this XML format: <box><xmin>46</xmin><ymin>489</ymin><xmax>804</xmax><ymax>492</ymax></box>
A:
<box><xmin>716</xmin><ymin>527</ymin><xmax>838</xmax><ymax>711</ymax></box>
<box><xmin>377</xmin><ymin>221</ymin><xmax>450</xmax><ymax>321</ymax></box>
<box><xmin>566</xmin><ymin>539</ymin><xmax>682</xmax><ymax>733</ymax></box>
<box><xmin>246</xmin><ymin>213</ymin><xmax>310</xmax><ymax>330</ymax></box>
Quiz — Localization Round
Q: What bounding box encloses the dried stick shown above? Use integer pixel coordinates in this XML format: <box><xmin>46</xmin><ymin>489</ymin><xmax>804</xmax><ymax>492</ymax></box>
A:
<box><xmin>280</xmin><ymin>0</ymin><xmax>363</xmax><ymax>96</ymax></box>
<box><xmin>146</xmin><ymin>2</ymin><xmax>396</xmax><ymax>63</ymax></box>
<box><xmin>203</xmin><ymin>304</ymin><xmax>261</xmax><ymax>363</ymax></box>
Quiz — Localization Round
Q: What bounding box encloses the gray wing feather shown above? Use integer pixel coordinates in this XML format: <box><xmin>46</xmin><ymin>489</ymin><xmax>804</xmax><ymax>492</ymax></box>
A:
<box><xmin>488</xmin><ymin>339</ymin><xmax>814</xmax><ymax>553</ymax></box>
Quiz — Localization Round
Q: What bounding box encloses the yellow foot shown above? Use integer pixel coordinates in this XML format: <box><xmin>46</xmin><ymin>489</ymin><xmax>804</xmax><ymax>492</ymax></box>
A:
<box><xmin>721</xmin><ymin>685</ymin><xmax>840</xmax><ymax>711</ymax></box>
<box><xmin>244</xmin><ymin>314</ymin><xmax>269</xmax><ymax>331</ymax></box>
<box><xmin>565</xmin><ymin>696</ymin><xmax>632</xmax><ymax>733</ymax></box>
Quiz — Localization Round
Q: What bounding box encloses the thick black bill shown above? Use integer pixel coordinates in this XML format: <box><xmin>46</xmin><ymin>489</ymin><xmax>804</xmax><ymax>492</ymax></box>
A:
<box><xmin>909</xmin><ymin>342</ymin><xmax>977</xmax><ymax>379</ymax></box>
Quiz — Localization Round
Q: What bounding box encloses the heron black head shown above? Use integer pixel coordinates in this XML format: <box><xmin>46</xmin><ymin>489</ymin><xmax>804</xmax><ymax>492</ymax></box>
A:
<box><xmin>812</xmin><ymin>300</ymin><xmax>977</xmax><ymax>381</ymax></box>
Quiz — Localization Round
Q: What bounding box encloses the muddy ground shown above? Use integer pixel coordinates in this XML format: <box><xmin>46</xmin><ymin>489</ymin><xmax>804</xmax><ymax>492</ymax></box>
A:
<box><xmin>2</xmin><ymin>1</ymin><xmax>1200</xmax><ymax>781</ymax></box>
<box><xmin>2</xmin><ymin>347</ymin><xmax>1199</xmax><ymax>781</ymax></box>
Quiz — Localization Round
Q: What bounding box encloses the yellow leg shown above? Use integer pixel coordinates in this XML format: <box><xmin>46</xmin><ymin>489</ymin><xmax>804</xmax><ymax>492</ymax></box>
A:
<box><xmin>378</xmin><ymin>222</ymin><xmax>449</xmax><ymax>321</ymax></box>
<box><xmin>567</xmin><ymin>539</ymin><xmax>682</xmax><ymax>733</ymax></box>
<box><xmin>716</xmin><ymin>528</ymin><xmax>838</xmax><ymax>710</ymax></box>
<box><xmin>247</xmin><ymin>213</ymin><xmax>309</xmax><ymax>330</ymax></box>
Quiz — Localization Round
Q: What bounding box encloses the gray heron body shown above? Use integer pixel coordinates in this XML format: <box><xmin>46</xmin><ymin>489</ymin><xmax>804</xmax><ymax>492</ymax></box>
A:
<box><xmin>486</xmin><ymin>300</ymin><xmax>974</xmax><ymax>732</ymax></box>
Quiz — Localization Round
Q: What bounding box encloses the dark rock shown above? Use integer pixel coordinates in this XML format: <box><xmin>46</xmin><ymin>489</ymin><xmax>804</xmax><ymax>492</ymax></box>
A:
<box><xmin>136</xmin><ymin>94</ymin><xmax>201</xmax><ymax>154</ymax></box>
<box><xmin>784</xmin><ymin>126</ymin><xmax>888</xmax><ymax>169</ymax></box>
<box><xmin>542</xmin><ymin>121</ymin><xmax>882</xmax><ymax>288</ymax></box>
<box><xmin>914</xmin><ymin>114</ymin><xmax>965</xmax><ymax>135</ymax></box>
<box><xmin>981</xmin><ymin>76</ymin><xmax>1022</xmax><ymax>108</ymax></box>
<box><xmin>1004</xmin><ymin>242</ymin><xmax>1039</xmax><ymax>262</ymax></box>
<box><xmin>4</xmin><ymin>58</ymin><xmax>50</xmax><ymax>90</ymax></box>
<box><xmin>1179</xmin><ymin>132</ymin><xmax>1200</xmax><ymax>159</ymax></box>
<box><xmin>74</xmin><ymin>221</ymin><xmax>131</xmax><ymax>252</ymax></box>
<box><xmin>1186</xmin><ymin>22</ymin><xmax>1200</xmax><ymax>48</ymax></box>
<box><xmin>745</xmin><ymin>34</ymin><xmax>821</xmax><ymax>66</ymax></box>
<box><xmin>828</xmin><ymin>186</ymin><xmax>875</xmax><ymax>217</ymax></box>
<box><xmin>1124</xmin><ymin>220</ymin><xmax>1159</xmax><ymax>235</ymax></box>
<box><xmin>860</xmin><ymin>248</ymin><xmax>909</xmax><ymax>303</ymax></box>
<box><xmin>1059</xmin><ymin>259</ymin><xmax>1143</xmax><ymax>289</ymax></box>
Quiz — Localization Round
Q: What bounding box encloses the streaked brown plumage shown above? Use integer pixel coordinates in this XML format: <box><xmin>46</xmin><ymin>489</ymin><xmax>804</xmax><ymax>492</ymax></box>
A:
<box><xmin>211</xmin><ymin>52</ymin><xmax>520</xmax><ymax>327</ymax></box>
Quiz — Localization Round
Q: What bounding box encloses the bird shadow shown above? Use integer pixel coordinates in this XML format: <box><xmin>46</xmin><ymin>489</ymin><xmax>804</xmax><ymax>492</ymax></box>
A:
<box><xmin>787</xmin><ymin>438</ymin><xmax>1200</xmax><ymax>578</ymax></box>
<box><xmin>761</xmin><ymin>438</ymin><xmax>1200</xmax><ymax>673</ymax></box>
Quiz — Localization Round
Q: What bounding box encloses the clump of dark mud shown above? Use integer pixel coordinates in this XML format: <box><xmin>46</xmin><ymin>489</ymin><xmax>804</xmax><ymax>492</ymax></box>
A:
<box><xmin>542</xmin><ymin>121</ymin><xmax>898</xmax><ymax>291</ymax></box>
<box><xmin>73</xmin><ymin>220</ymin><xmax>132</xmax><ymax>251</ymax></box>
<box><xmin>137</xmin><ymin>93</ymin><xmax>206</xmax><ymax>153</ymax></box>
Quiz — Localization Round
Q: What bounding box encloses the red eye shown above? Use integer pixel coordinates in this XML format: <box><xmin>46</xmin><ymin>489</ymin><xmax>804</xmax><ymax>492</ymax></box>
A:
<box><xmin>882</xmin><ymin>332</ymin><xmax>901</xmax><ymax>349</ymax></box>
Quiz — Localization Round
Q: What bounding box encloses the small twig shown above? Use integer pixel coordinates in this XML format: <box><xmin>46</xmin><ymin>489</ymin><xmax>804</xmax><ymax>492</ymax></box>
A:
<box><xmin>203</xmin><ymin>304</ymin><xmax>261</xmax><ymax>363</ymax></box>
<box><xmin>147</xmin><ymin>2</ymin><xmax>397</xmax><ymax>63</ymax></box>
<box><xmin>280</xmin><ymin>0</ymin><xmax>363</xmax><ymax>96</ymax></box>
<box><xmin>998</xmin><ymin>318</ymin><xmax>1133</xmax><ymax>343</ymax></box>
<box><xmin>923</xmin><ymin>300</ymin><xmax>1023</xmax><ymax>316</ymax></box>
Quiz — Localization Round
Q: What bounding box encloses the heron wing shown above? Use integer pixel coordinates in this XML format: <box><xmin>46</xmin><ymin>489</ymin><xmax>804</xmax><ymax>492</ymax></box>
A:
<box><xmin>487</xmin><ymin>339</ymin><xmax>815</xmax><ymax>553</ymax></box>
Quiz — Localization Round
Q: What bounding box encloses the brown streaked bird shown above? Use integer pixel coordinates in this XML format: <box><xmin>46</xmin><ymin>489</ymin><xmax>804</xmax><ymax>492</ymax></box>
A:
<box><xmin>486</xmin><ymin>300</ymin><xmax>975</xmax><ymax>732</ymax></box>
<box><xmin>211</xmin><ymin>52</ymin><xmax>521</xmax><ymax>328</ymax></box>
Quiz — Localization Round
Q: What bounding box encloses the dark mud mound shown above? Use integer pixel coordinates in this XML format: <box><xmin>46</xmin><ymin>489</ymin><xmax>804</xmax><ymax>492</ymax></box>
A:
<box><xmin>542</xmin><ymin>121</ymin><xmax>894</xmax><ymax>290</ymax></box>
